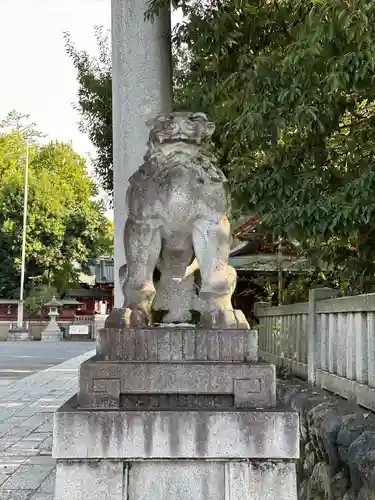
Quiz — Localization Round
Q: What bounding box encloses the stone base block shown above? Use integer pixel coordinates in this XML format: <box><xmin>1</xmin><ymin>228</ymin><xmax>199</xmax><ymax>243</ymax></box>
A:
<box><xmin>53</xmin><ymin>396</ymin><xmax>299</xmax><ymax>499</ymax></box>
<box><xmin>78</xmin><ymin>358</ymin><xmax>276</xmax><ymax>409</ymax></box>
<box><xmin>54</xmin><ymin>459</ymin><xmax>297</xmax><ymax>500</ymax></box>
<box><xmin>7</xmin><ymin>328</ymin><xmax>31</xmax><ymax>341</ymax></box>
<box><xmin>55</xmin><ymin>460</ymin><xmax>123</xmax><ymax>500</ymax></box>
<box><xmin>53</xmin><ymin>396</ymin><xmax>298</xmax><ymax>459</ymax></box>
<box><xmin>41</xmin><ymin>331</ymin><xmax>63</xmax><ymax>342</ymax></box>
<box><xmin>97</xmin><ymin>327</ymin><xmax>258</xmax><ymax>362</ymax></box>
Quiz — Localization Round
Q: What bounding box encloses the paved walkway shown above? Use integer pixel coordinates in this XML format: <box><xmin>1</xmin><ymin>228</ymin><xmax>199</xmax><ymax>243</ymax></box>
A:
<box><xmin>0</xmin><ymin>349</ymin><xmax>95</xmax><ymax>500</ymax></box>
<box><xmin>0</xmin><ymin>342</ymin><xmax>94</xmax><ymax>383</ymax></box>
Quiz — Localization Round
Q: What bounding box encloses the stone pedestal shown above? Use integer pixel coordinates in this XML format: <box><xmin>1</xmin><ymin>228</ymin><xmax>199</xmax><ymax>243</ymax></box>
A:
<box><xmin>7</xmin><ymin>327</ymin><xmax>31</xmax><ymax>341</ymax></box>
<box><xmin>41</xmin><ymin>319</ymin><xmax>63</xmax><ymax>341</ymax></box>
<box><xmin>41</xmin><ymin>328</ymin><xmax>63</xmax><ymax>342</ymax></box>
<box><xmin>53</xmin><ymin>327</ymin><xmax>299</xmax><ymax>499</ymax></box>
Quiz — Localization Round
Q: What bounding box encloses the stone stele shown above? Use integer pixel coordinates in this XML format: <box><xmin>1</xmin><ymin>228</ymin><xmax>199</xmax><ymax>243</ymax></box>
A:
<box><xmin>118</xmin><ymin>111</ymin><xmax>249</xmax><ymax>329</ymax></box>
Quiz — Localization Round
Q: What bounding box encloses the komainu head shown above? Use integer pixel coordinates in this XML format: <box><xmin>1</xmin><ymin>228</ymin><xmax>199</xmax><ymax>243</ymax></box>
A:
<box><xmin>137</xmin><ymin>112</ymin><xmax>226</xmax><ymax>188</ymax></box>
<box><xmin>148</xmin><ymin>112</ymin><xmax>215</xmax><ymax>149</ymax></box>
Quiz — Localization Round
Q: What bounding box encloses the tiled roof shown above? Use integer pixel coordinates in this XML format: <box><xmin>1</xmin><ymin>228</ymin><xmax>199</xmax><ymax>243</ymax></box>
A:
<box><xmin>65</xmin><ymin>288</ymin><xmax>113</xmax><ymax>299</ymax></box>
<box><xmin>232</xmin><ymin>215</ymin><xmax>261</xmax><ymax>238</ymax></box>
<box><xmin>229</xmin><ymin>254</ymin><xmax>311</xmax><ymax>272</ymax></box>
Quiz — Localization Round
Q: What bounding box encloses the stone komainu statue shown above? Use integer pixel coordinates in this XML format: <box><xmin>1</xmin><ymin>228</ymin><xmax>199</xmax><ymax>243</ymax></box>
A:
<box><xmin>122</xmin><ymin>112</ymin><xmax>249</xmax><ymax>329</ymax></box>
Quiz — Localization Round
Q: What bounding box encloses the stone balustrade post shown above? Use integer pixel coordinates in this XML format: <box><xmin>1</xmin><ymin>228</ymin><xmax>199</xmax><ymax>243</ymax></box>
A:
<box><xmin>308</xmin><ymin>287</ymin><xmax>339</xmax><ymax>385</ymax></box>
<box><xmin>253</xmin><ymin>301</ymin><xmax>271</xmax><ymax>318</ymax></box>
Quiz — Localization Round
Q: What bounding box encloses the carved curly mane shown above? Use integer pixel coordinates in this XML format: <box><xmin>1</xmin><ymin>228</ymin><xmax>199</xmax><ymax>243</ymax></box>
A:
<box><xmin>128</xmin><ymin>112</ymin><xmax>230</xmax><ymax>213</ymax></box>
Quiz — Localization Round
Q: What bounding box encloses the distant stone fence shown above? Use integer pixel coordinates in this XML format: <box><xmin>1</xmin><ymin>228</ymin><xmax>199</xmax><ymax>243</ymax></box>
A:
<box><xmin>279</xmin><ymin>379</ymin><xmax>375</xmax><ymax>500</ymax></box>
<box><xmin>255</xmin><ymin>288</ymin><xmax>375</xmax><ymax>411</ymax></box>
<box><xmin>0</xmin><ymin>315</ymin><xmax>105</xmax><ymax>341</ymax></box>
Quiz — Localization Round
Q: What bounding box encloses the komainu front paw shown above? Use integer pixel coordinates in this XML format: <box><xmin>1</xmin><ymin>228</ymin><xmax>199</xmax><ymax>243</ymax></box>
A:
<box><xmin>198</xmin><ymin>309</ymin><xmax>249</xmax><ymax>329</ymax></box>
<box><xmin>104</xmin><ymin>308</ymin><xmax>125</xmax><ymax>328</ymax></box>
<box><xmin>124</xmin><ymin>307</ymin><xmax>151</xmax><ymax>327</ymax></box>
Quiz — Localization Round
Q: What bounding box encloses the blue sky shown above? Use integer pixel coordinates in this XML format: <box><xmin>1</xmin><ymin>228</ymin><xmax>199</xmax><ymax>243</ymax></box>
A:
<box><xmin>0</xmin><ymin>0</ymin><xmax>182</xmax><ymax>217</ymax></box>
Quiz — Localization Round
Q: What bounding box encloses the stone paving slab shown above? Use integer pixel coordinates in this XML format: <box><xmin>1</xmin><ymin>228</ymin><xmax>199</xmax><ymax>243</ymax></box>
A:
<box><xmin>0</xmin><ymin>350</ymin><xmax>94</xmax><ymax>500</ymax></box>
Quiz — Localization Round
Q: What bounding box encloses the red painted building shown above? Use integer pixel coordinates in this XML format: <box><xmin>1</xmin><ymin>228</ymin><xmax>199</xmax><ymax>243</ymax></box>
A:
<box><xmin>64</xmin><ymin>257</ymin><xmax>115</xmax><ymax>315</ymax></box>
<box><xmin>0</xmin><ymin>300</ymin><xmax>18</xmax><ymax>320</ymax></box>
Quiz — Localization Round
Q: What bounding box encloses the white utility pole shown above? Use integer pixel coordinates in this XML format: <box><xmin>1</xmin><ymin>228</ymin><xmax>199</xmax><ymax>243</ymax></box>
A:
<box><xmin>17</xmin><ymin>141</ymin><xmax>29</xmax><ymax>328</ymax></box>
<box><xmin>277</xmin><ymin>236</ymin><xmax>283</xmax><ymax>306</ymax></box>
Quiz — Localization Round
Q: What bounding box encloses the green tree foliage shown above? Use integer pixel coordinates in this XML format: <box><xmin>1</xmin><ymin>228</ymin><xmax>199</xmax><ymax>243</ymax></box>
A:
<box><xmin>64</xmin><ymin>28</ymin><xmax>113</xmax><ymax>196</ymax></box>
<box><xmin>96</xmin><ymin>219</ymin><xmax>114</xmax><ymax>257</ymax></box>
<box><xmin>149</xmin><ymin>0</ymin><xmax>375</xmax><ymax>292</ymax></box>
<box><xmin>66</xmin><ymin>0</ymin><xmax>375</xmax><ymax>292</ymax></box>
<box><xmin>24</xmin><ymin>285</ymin><xmax>58</xmax><ymax>316</ymax></box>
<box><xmin>0</xmin><ymin>127</ymin><xmax>113</xmax><ymax>299</ymax></box>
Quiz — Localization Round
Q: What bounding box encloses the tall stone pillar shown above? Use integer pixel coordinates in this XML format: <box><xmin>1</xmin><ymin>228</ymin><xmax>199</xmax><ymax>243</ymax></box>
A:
<box><xmin>111</xmin><ymin>0</ymin><xmax>173</xmax><ymax>308</ymax></box>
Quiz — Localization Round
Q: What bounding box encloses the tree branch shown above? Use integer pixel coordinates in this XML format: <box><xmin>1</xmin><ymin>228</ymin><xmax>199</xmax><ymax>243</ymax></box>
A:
<box><xmin>273</xmin><ymin>0</ymin><xmax>293</xmax><ymax>41</ymax></box>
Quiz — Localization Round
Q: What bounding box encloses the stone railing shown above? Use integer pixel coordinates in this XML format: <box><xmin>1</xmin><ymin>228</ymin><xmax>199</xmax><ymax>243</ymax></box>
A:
<box><xmin>255</xmin><ymin>289</ymin><xmax>375</xmax><ymax>411</ymax></box>
<box><xmin>1</xmin><ymin>317</ymin><xmax>96</xmax><ymax>341</ymax></box>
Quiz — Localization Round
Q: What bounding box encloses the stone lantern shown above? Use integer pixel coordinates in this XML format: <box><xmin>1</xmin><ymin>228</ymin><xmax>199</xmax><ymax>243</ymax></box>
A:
<box><xmin>41</xmin><ymin>296</ymin><xmax>63</xmax><ymax>341</ymax></box>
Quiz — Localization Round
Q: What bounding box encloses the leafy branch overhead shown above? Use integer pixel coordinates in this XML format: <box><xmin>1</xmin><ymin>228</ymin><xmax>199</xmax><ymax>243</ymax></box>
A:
<box><xmin>66</xmin><ymin>0</ymin><xmax>375</xmax><ymax>292</ymax></box>
<box><xmin>167</xmin><ymin>0</ymin><xmax>375</xmax><ymax>291</ymax></box>
<box><xmin>0</xmin><ymin>110</ymin><xmax>46</xmax><ymax>143</ymax></box>
<box><xmin>64</xmin><ymin>28</ymin><xmax>113</xmax><ymax>197</ymax></box>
